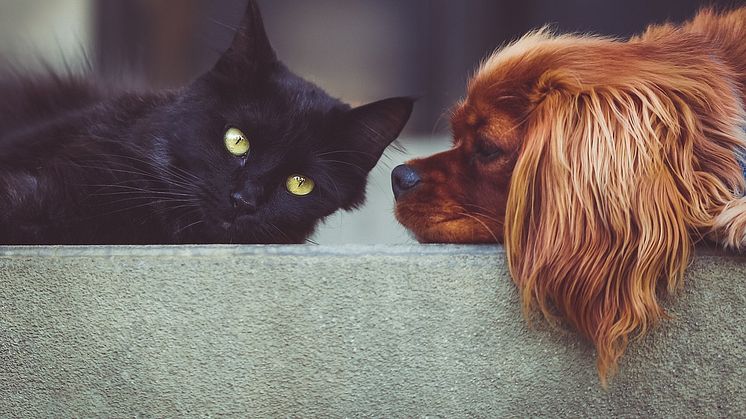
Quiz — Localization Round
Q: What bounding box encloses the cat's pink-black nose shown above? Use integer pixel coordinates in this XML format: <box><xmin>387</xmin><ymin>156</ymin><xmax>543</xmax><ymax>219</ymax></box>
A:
<box><xmin>392</xmin><ymin>164</ymin><xmax>421</xmax><ymax>200</ymax></box>
<box><xmin>230</xmin><ymin>191</ymin><xmax>258</xmax><ymax>214</ymax></box>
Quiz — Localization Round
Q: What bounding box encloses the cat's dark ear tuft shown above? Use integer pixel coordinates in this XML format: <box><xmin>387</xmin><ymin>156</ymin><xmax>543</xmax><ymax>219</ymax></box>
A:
<box><xmin>343</xmin><ymin>97</ymin><xmax>415</xmax><ymax>172</ymax></box>
<box><xmin>212</xmin><ymin>0</ymin><xmax>277</xmax><ymax>79</ymax></box>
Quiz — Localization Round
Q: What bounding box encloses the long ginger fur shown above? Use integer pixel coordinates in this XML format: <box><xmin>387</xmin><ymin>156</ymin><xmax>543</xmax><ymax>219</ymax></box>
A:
<box><xmin>504</xmin><ymin>9</ymin><xmax>746</xmax><ymax>383</ymax></box>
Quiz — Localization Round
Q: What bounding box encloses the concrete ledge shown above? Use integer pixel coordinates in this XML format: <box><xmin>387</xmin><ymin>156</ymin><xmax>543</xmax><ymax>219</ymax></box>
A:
<box><xmin>1</xmin><ymin>245</ymin><xmax>744</xmax><ymax>417</ymax></box>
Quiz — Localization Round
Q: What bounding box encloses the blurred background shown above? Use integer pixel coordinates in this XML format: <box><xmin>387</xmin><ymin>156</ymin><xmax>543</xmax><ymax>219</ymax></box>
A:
<box><xmin>0</xmin><ymin>0</ymin><xmax>741</xmax><ymax>244</ymax></box>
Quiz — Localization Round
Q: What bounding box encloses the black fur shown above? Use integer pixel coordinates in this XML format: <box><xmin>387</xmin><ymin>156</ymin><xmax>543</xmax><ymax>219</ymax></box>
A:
<box><xmin>0</xmin><ymin>0</ymin><xmax>413</xmax><ymax>245</ymax></box>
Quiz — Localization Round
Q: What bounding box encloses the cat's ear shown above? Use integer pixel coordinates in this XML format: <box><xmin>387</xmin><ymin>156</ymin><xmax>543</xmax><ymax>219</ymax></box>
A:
<box><xmin>211</xmin><ymin>0</ymin><xmax>277</xmax><ymax>80</ymax></box>
<box><xmin>342</xmin><ymin>97</ymin><xmax>414</xmax><ymax>171</ymax></box>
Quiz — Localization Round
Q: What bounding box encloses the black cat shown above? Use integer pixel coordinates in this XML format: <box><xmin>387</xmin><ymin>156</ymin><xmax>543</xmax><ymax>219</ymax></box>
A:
<box><xmin>0</xmin><ymin>0</ymin><xmax>413</xmax><ymax>245</ymax></box>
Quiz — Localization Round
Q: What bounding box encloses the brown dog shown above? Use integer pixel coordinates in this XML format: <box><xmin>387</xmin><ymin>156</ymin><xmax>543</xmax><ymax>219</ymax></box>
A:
<box><xmin>393</xmin><ymin>8</ymin><xmax>746</xmax><ymax>383</ymax></box>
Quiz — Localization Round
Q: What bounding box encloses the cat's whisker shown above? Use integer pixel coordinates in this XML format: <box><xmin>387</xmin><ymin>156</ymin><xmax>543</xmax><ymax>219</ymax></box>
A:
<box><xmin>71</xmin><ymin>137</ymin><xmax>203</xmax><ymax>185</ymax></box>
<box><xmin>67</xmin><ymin>162</ymin><xmax>196</xmax><ymax>192</ymax></box>
<box><xmin>191</xmin><ymin>183</ymin><xmax>222</xmax><ymax>206</ymax></box>
<box><xmin>228</xmin><ymin>223</ymin><xmax>235</xmax><ymax>245</ymax></box>
<box><xmin>81</xmin><ymin>185</ymin><xmax>199</xmax><ymax>198</ymax></box>
<box><xmin>316</xmin><ymin>150</ymin><xmax>378</xmax><ymax>159</ymax></box>
<box><xmin>88</xmin><ymin>189</ymin><xmax>196</xmax><ymax>199</ymax></box>
<box><xmin>317</xmin><ymin>159</ymin><xmax>367</xmax><ymax>174</ymax></box>
<box><xmin>132</xmin><ymin>201</ymin><xmax>202</xmax><ymax>235</ymax></box>
<box><xmin>83</xmin><ymin>198</ymin><xmax>198</xmax><ymax>220</ymax></box>
<box><xmin>95</xmin><ymin>196</ymin><xmax>195</xmax><ymax>205</ymax></box>
<box><xmin>266</xmin><ymin>222</ymin><xmax>294</xmax><ymax>244</ymax></box>
<box><xmin>84</xmin><ymin>184</ymin><xmax>196</xmax><ymax>195</ymax></box>
<box><xmin>104</xmin><ymin>153</ymin><xmax>200</xmax><ymax>185</ymax></box>
<box><xmin>100</xmin><ymin>198</ymin><xmax>197</xmax><ymax>215</ymax></box>
<box><xmin>171</xmin><ymin>205</ymin><xmax>203</xmax><ymax>224</ymax></box>
<box><xmin>169</xmin><ymin>202</ymin><xmax>201</xmax><ymax>212</ymax></box>
<box><xmin>91</xmin><ymin>182</ymin><xmax>195</xmax><ymax>196</ymax></box>
<box><xmin>173</xmin><ymin>219</ymin><xmax>204</xmax><ymax>237</ymax></box>
<box><xmin>314</xmin><ymin>170</ymin><xmax>343</xmax><ymax>204</ymax></box>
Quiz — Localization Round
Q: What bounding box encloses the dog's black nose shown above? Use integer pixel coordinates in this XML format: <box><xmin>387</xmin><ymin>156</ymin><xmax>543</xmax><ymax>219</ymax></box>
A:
<box><xmin>392</xmin><ymin>164</ymin><xmax>421</xmax><ymax>200</ymax></box>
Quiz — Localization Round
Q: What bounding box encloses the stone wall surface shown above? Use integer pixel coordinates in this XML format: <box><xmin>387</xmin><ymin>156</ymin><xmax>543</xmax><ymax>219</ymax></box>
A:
<box><xmin>0</xmin><ymin>245</ymin><xmax>744</xmax><ymax>417</ymax></box>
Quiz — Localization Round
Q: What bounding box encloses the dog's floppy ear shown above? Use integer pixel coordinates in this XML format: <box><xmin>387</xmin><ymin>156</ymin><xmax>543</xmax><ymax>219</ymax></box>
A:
<box><xmin>505</xmin><ymin>65</ymin><xmax>745</xmax><ymax>384</ymax></box>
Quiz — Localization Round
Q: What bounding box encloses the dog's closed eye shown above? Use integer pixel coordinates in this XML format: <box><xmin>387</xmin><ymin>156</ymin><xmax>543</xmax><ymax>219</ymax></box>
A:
<box><xmin>474</xmin><ymin>135</ymin><xmax>505</xmax><ymax>161</ymax></box>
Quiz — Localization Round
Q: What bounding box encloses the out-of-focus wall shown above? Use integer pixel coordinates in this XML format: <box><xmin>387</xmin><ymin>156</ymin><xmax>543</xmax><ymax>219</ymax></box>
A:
<box><xmin>2</xmin><ymin>0</ymin><xmax>739</xmax><ymax>132</ymax></box>
<box><xmin>253</xmin><ymin>0</ymin><xmax>429</xmax><ymax>121</ymax></box>
<box><xmin>0</xmin><ymin>0</ymin><xmax>91</xmax><ymax>69</ymax></box>
<box><xmin>95</xmin><ymin>0</ymin><xmax>428</xmax><ymax>123</ymax></box>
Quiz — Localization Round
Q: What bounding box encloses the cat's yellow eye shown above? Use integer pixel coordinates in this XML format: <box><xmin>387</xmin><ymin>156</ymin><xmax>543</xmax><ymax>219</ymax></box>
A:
<box><xmin>224</xmin><ymin>127</ymin><xmax>250</xmax><ymax>157</ymax></box>
<box><xmin>286</xmin><ymin>175</ymin><xmax>315</xmax><ymax>196</ymax></box>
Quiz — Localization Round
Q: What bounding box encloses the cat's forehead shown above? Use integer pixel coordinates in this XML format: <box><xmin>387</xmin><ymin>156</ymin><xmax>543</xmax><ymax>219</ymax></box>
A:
<box><xmin>272</xmin><ymin>69</ymin><xmax>346</xmax><ymax>113</ymax></box>
<box><xmin>223</xmin><ymin>72</ymin><xmax>345</xmax><ymax>142</ymax></box>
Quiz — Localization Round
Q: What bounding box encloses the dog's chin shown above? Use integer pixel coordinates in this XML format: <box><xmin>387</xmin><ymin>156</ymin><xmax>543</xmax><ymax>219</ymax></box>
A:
<box><xmin>395</xmin><ymin>202</ymin><xmax>503</xmax><ymax>244</ymax></box>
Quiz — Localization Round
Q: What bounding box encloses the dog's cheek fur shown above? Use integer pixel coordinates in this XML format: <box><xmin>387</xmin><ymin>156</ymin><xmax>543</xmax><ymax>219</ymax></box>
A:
<box><xmin>505</xmin><ymin>58</ymin><xmax>746</xmax><ymax>383</ymax></box>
